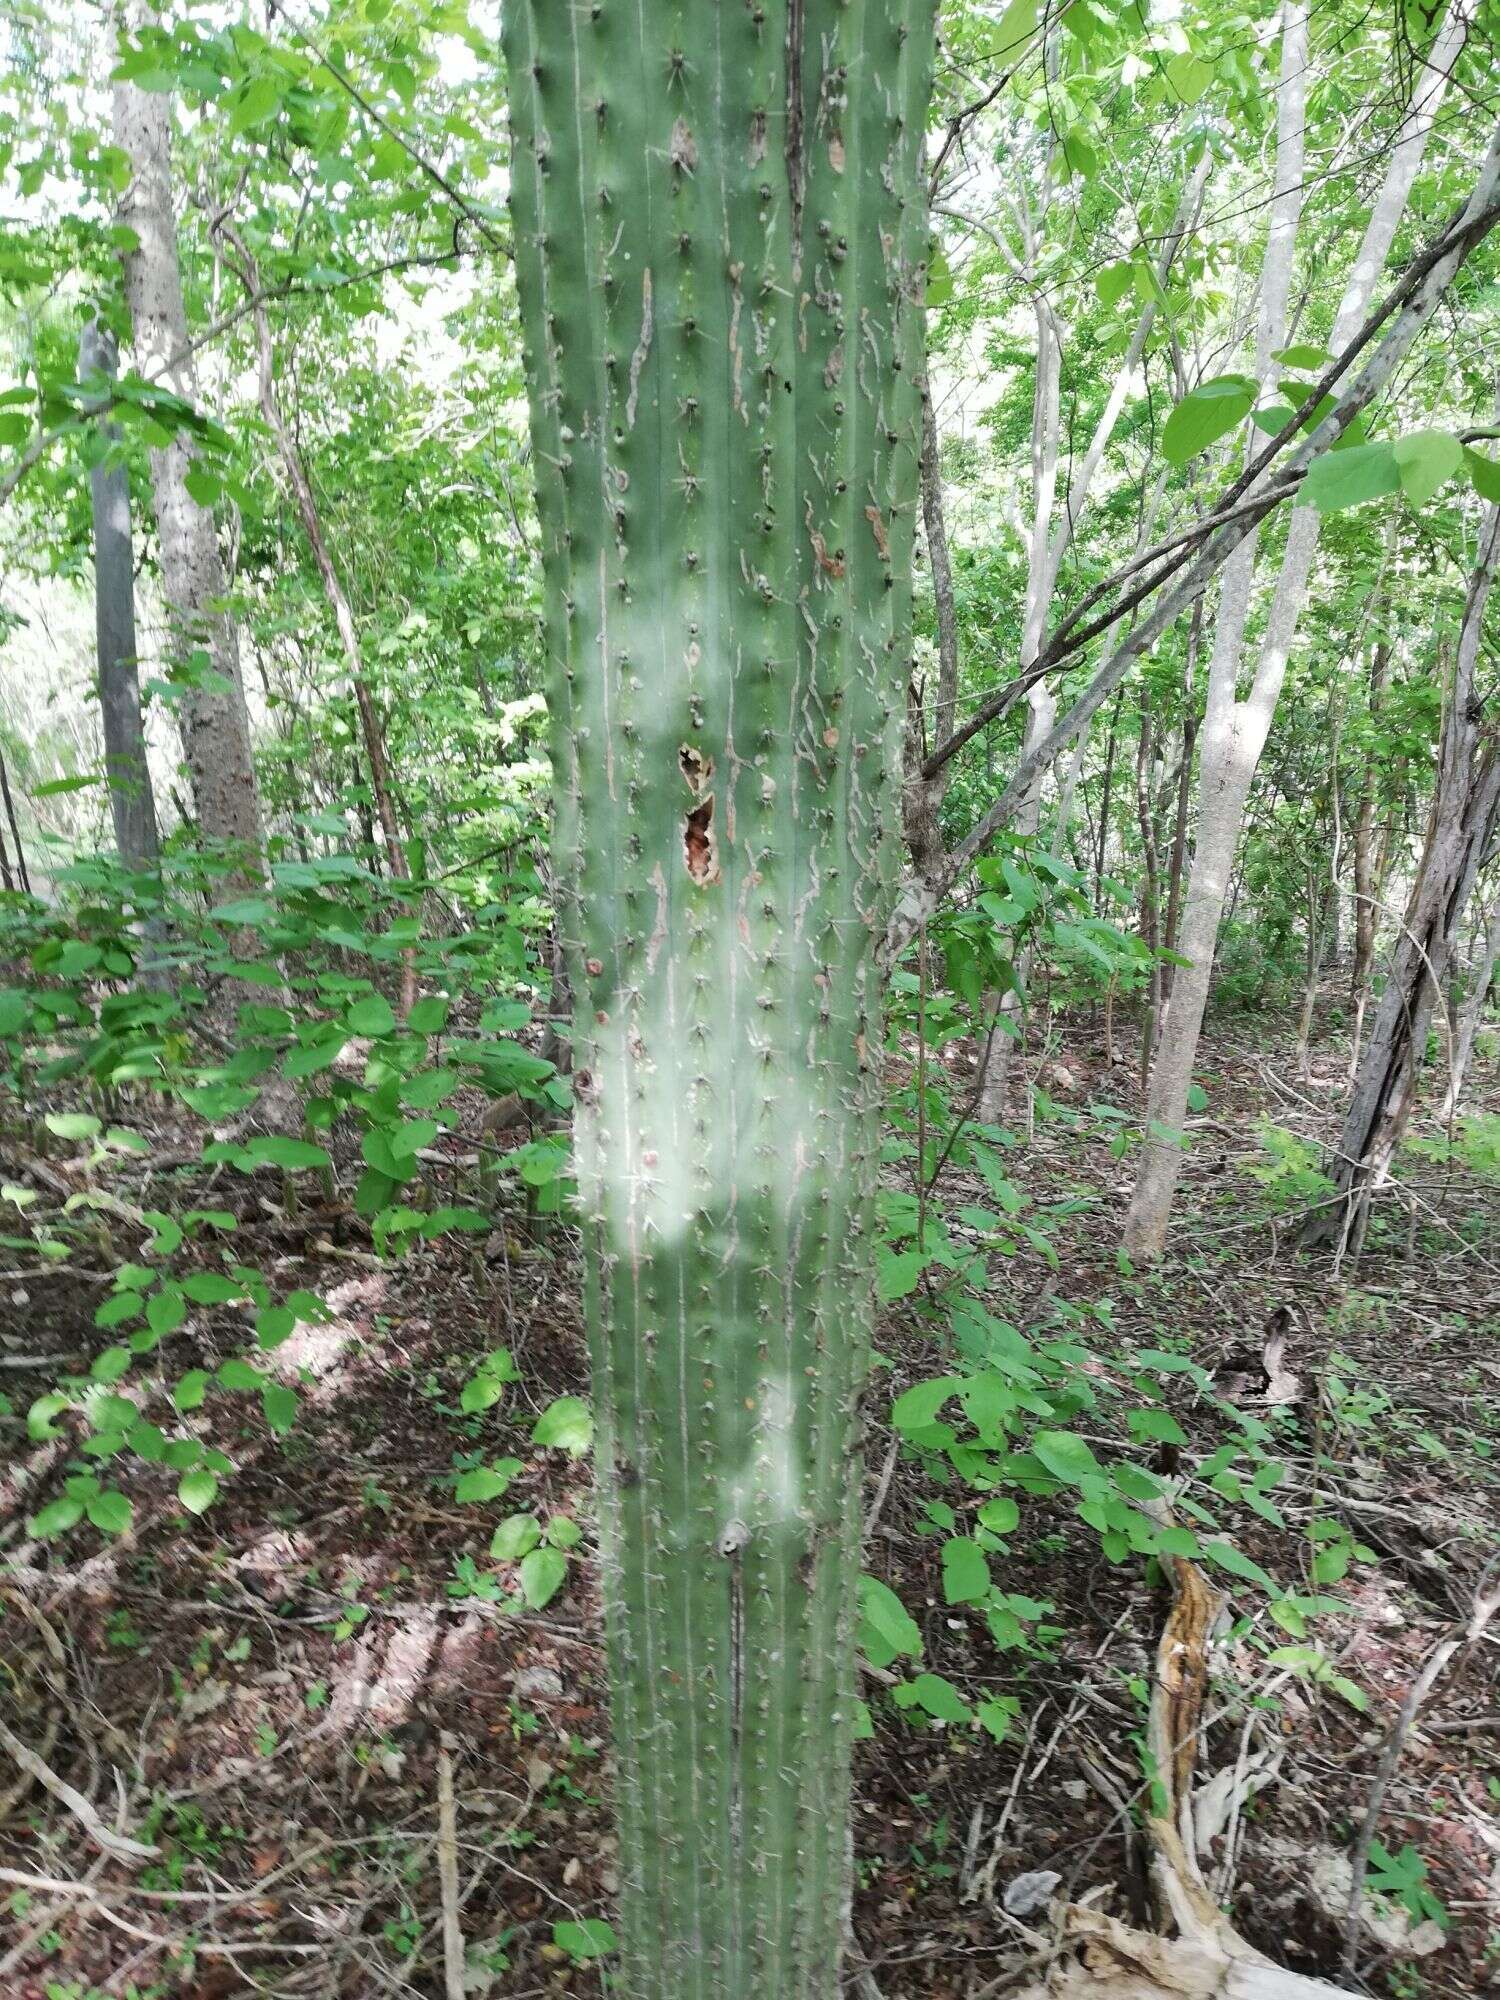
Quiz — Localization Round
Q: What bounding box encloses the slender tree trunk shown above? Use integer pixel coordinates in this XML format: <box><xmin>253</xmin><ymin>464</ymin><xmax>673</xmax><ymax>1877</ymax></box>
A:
<box><xmin>1441</xmin><ymin>885</ymin><xmax>1500</xmax><ymax>1119</ymax></box>
<box><xmin>228</xmin><ymin>238</ymin><xmax>419</xmax><ymax>1016</ymax></box>
<box><xmin>1350</xmin><ymin>637</ymin><xmax>1391</xmax><ymax>1071</ymax></box>
<box><xmin>1136</xmin><ymin>691</ymin><xmax>1161</xmax><ymax>1088</ymax></box>
<box><xmin>503</xmin><ymin>4</ymin><xmax>935</xmax><ymax>1993</ymax></box>
<box><xmin>902</xmin><ymin>384</ymin><xmax>960</xmax><ymax>887</ymax></box>
<box><xmin>1161</xmin><ymin>595</ymin><xmax>1204</xmax><ymax>1002</ymax></box>
<box><xmin>80</xmin><ymin>319</ymin><xmax>162</xmax><ymax>878</ymax></box>
<box><xmin>1305</xmin><ymin>505</ymin><xmax>1500</xmax><ymax>1253</ymax></box>
<box><xmin>1124</xmin><ymin>0</ymin><xmax>1467</xmax><ymax>1260</ymax></box>
<box><xmin>113</xmin><ymin>8</ymin><xmax>263</xmax><ymax>870</ymax></box>
<box><xmin>0</xmin><ymin>746</ymin><xmax>30</xmax><ymax>896</ymax></box>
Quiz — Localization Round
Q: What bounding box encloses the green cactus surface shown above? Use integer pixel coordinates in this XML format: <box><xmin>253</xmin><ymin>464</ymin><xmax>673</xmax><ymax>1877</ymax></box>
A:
<box><xmin>502</xmin><ymin>5</ymin><xmax>936</xmax><ymax>1991</ymax></box>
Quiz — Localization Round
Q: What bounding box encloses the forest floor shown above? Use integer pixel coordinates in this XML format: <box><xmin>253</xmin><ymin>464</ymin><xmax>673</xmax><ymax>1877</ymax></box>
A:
<box><xmin>1</xmin><ymin>1002</ymin><xmax>1497</xmax><ymax>1999</ymax></box>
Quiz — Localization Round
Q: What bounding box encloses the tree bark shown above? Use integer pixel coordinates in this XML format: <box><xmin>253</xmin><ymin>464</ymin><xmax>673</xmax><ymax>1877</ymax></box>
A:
<box><xmin>503</xmin><ymin>3</ymin><xmax>936</xmax><ymax>1992</ymax></box>
<box><xmin>1124</xmin><ymin>0</ymin><xmax>1468</xmax><ymax>1260</ymax></box>
<box><xmin>113</xmin><ymin>1</ymin><xmax>263</xmax><ymax>870</ymax></box>
<box><xmin>80</xmin><ymin>319</ymin><xmax>162</xmax><ymax>879</ymax></box>
<box><xmin>1304</xmin><ymin>504</ymin><xmax>1500</xmax><ymax>1253</ymax></box>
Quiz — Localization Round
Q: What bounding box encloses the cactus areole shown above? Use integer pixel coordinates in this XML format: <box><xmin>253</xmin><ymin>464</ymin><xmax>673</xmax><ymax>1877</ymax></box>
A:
<box><xmin>503</xmin><ymin>3</ymin><xmax>936</xmax><ymax>1991</ymax></box>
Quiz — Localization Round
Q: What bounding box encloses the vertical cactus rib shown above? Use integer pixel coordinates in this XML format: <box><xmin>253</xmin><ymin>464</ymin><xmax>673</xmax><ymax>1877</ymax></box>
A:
<box><xmin>502</xmin><ymin>4</ymin><xmax>936</xmax><ymax>1994</ymax></box>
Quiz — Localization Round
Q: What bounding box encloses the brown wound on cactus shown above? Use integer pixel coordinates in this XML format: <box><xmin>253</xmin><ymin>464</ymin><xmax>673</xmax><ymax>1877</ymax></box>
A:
<box><xmin>680</xmin><ymin>744</ymin><xmax>720</xmax><ymax>885</ymax></box>
<box><xmin>684</xmin><ymin>797</ymin><xmax>719</xmax><ymax>885</ymax></box>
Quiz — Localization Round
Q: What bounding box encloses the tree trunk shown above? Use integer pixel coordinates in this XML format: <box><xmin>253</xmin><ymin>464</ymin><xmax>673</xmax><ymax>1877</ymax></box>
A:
<box><xmin>227</xmin><ymin>234</ymin><xmax>419</xmax><ymax>1018</ymax></box>
<box><xmin>503</xmin><ymin>4</ymin><xmax>935</xmax><ymax>1993</ymax></box>
<box><xmin>1441</xmin><ymin>885</ymin><xmax>1500</xmax><ymax>1120</ymax></box>
<box><xmin>1123</xmin><ymin>0</ymin><xmax>1467</xmax><ymax>1261</ymax></box>
<box><xmin>1136</xmin><ymin>691</ymin><xmax>1162</xmax><ymax>1088</ymax></box>
<box><xmin>80</xmin><ymin>318</ymin><xmax>162</xmax><ymax>879</ymax></box>
<box><xmin>1350</xmin><ymin>638</ymin><xmax>1391</xmax><ymax>1071</ymax></box>
<box><xmin>1304</xmin><ymin>504</ymin><xmax>1500</xmax><ymax>1253</ymax></box>
<box><xmin>0</xmin><ymin>745</ymin><xmax>30</xmax><ymax>896</ymax></box>
<box><xmin>901</xmin><ymin>385</ymin><xmax>959</xmax><ymax>888</ymax></box>
<box><xmin>1161</xmin><ymin>594</ymin><xmax>1203</xmax><ymax>1002</ymax></box>
<box><xmin>114</xmin><ymin>6</ymin><xmax>263</xmax><ymax>870</ymax></box>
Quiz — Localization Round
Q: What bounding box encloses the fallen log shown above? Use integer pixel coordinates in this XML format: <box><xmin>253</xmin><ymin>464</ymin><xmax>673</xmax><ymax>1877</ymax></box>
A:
<box><xmin>1015</xmin><ymin>1531</ymin><xmax>1353</xmax><ymax>2000</ymax></box>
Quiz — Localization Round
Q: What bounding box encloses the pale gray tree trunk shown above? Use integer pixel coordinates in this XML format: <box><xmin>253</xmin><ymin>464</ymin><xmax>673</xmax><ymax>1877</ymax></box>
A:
<box><xmin>1123</xmin><ymin>0</ymin><xmax>1468</xmax><ymax>1259</ymax></box>
<box><xmin>80</xmin><ymin>318</ymin><xmax>160</xmax><ymax>877</ymax></box>
<box><xmin>113</xmin><ymin>4</ymin><xmax>262</xmax><ymax>868</ymax></box>
<box><xmin>978</xmin><ymin>168</ymin><xmax>1203</xmax><ymax>1123</ymax></box>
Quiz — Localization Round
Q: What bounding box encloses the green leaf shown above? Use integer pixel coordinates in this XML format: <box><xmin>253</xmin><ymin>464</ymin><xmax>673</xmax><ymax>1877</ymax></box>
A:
<box><xmin>181</xmin><ymin>1273</ymin><xmax>241</xmax><ymax>1304</ymax></box>
<box><xmin>491</xmin><ymin>1512</ymin><xmax>542</xmax><ymax>1560</ymax></box>
<box><xmin>858</xmin><ymin>1575</ymin><xmax>922</xmax><ymax>1665</ymax></box>
<box><xmin>1202</xmin><ymin>1538</ymin><xmax>1275</xmax><ymax>1589</ymax></box>
<box><xmin>976</xmin><ymin>1696</ymin><xmax>1020</xmax><ymax>1742</ymax></box>
<box><xmin>45</xmin><ymin>1111</ymin><xmax>102</xmax><ymax>1142</ymax></box>
<box><xmin>877</xmin><ymin>1247</ymin><xmax>926</xmax><ymax>1301</ymax></box>
<box><xmin>347</xmin><ymin>994</ymin><xmax>396</xmax><ymax>1037</ymax></box>
<box><xmin>1165</xmin><ymin>51</ymin><xmax>1214</xmax><ymax>103</ymax></box>
<box><xmin>86</xmin><ymin>1489</ymin><xmax>133</xmax><ymax>1535</ymax></box>
<box><xmin>183</xmin><ymin>464</ymin><xmax>220</xmax><ymax>507</ymax></box>
<box><xmin>262</xmin><ymin>1384</ymin><xmax>298</xmax><ymax>1435</ymax></box>
<box><xmin>1127</xmin><ymin>1407</ymin><xmax>1188</xmax><ymax>1446</ymax></box>
<box><xmin>94</xmin><ymin>1292</ymin><xmax>143</xmax><ymax>1328</ymax></box>
<box><xmin>941</xmin><ymin>1535</ymin><xmax>990</xmax><ymax>1605</ymax></box>
<box><xmin>977</xmin><ymin>1495</ymin><xmax>1019</xmax><ymax>1536</ymax></box>
<box><xmin>891</xmin><ymin>1376</ymin><xmax>959</xmax><ymax>1434</ymax></box>
<box><xmin>173</xmin><ymin>1369</ymin><xmax>211</xmax><ymax>1412</ymax></box>
<box><xmin>283</xmin><ymin>1030</ymin><xmax>348</xmax><ymax>1078</ymax></box>
<box><xmin>0</xmin><ymin>992</ymin><xmax>27</xmax><ymax>1034</ymax></box>
<box><xmin>532</xmin><ymin>1395</ymin><xmax>593</xmax><ymax>1456</ymax></box>
<box><xmin>407</xmin><ymin>996</ymin><xmax>450</xmax><ymax>1034</ymax></box>
<box><xmin>256</xmin><ymin>1306</ymin><xmax>296</xmax><ymax>1349</ymax></box>
<box><xmin>91</xmin><ymin>1345</ymin><xmax>133</xmax><ymax>1383</ymax></box>
<box><xmin>1271</xmin><ymin>343</ymin><xmax>1332</xmax><ymax>371</ymax></box>
<box><xmin>552</xmin><ymin>1920</ymin><xmax>616</xmax><ymax>1962</ymax></box>
<box><xmin>991</xmin><ymin>0</ymin><xmax>1037</xmax><ymax>60</ymax></box>
<box><xmin>1162</xmin><ymin>377</ymin><xmax>1256</xmax><ymax>467</ymax></box>
<box><xmin>893</xmin><ymin>1672</ymin><xmax>970</xmax><ymax>1724</ymax></box>
<box><xmin>1301</xmin><ymin>440</ymin><xmax>1400</xmax><ymax>513</ymax></box>
<box><xmin>240</xmin><ymin>1135</ymin><xmax>331</xmax><ymax>1172</ymax></box>
<box><xmin>1392</xmin><ymin>429</ymin><xmax>1462</xmax><ymax>508</ymax></box>
<box><xmin>31</xmin><ymin>1496</ymin><xmax>84</xmax><ymax>1538</ymax></box>
<box><xmin>459</xmin><ymin>1372</ymin><xmax>505</xmax><ymax>1415</ymax></box>
<box><xmin>1031</xmin><ymin>1429</ymin><xmax>1103</xmax><ymax>1484</ymax></box>
<box><xmin>1096</xmin><ymin>260</ymin><xmax>1136</xmax><ymax>309</ymax></box>
<box><xmin>1464</xmin><ymin>445</ymin><xmax>1500</xmax><ymax>501</ymax></box>
<box><xmin>178</xmin><ymin>1467</ymin><xmax>219</xmax><ymax>1514</ymax></box>
<box><xmin>27</xmin><ymin>1392</ymin><xmax>68</xmax><ymax>1441</ymax></box>
<box><xmin>455</xmin><ymin>1464</ymin><xmax>515</xmax><ymax>1503</ymax></box>
<box><xmin>518</xmin><ymin>1545</ymin><xmax>567</xmax><ymax>1607</ymax></box>
<box><xmin>217</xmin><ymin>1357</ymin><xmax>265</xmax><ymax>1392</ymax></box>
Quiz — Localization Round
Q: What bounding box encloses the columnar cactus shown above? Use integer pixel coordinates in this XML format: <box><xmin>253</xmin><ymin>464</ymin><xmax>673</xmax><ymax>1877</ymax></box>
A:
<box><xmin>503</xmin><ymin>6</ymin><xmax>935</xmax><ymax>1992</ymax></box>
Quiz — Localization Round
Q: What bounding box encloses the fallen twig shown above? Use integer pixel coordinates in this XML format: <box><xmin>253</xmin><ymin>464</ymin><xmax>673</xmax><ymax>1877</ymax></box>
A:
<box><xmin>0</xmin><ymin>1716</ymin><xmax>157</xmax><ymax>1860</ymax></box>
<box><xmin>1342</xmin><ymin>1564</ymin><xmax>1500</xmax><ymax>1977</ymax></box>
<box><xmin>437</xmin><ymin>1732</ymin><xmax>466</xmax><ymax>2000</ymax></box>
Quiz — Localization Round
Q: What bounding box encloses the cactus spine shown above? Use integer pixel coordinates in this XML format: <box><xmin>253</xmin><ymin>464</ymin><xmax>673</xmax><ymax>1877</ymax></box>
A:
<box><xmin>503</xmin><ymin>5</ymin><xmax>935</xmax><ymax>1992</ymax></box>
